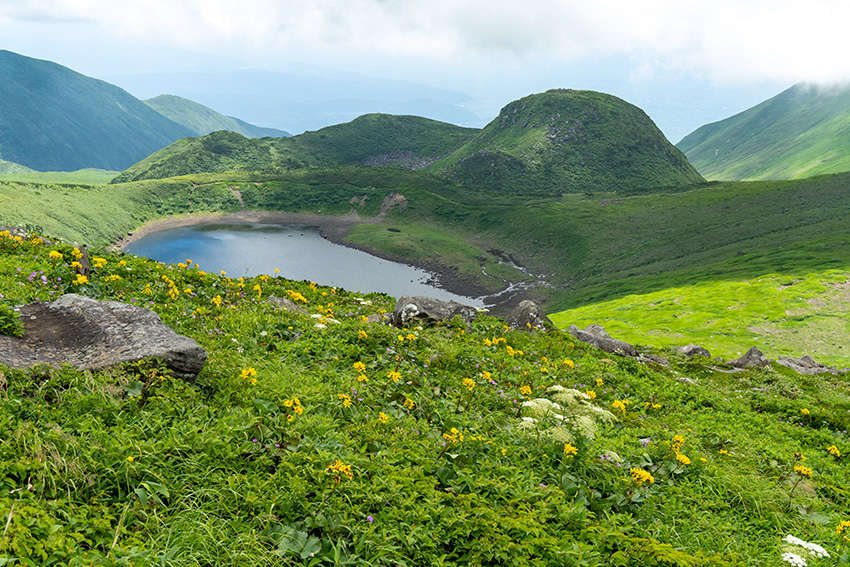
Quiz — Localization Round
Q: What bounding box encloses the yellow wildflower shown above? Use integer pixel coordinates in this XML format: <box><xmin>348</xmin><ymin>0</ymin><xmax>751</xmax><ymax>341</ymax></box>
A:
<box><xmin>827</xmin><ymin>445</ymin><xmax>841</xmax><ymax>458</ymax></box>
<box><xmin>404</xmin><ymin>398</ymin><xmax>415</xmax><ymax>410</ymax></box>
<box><xmin>794</xmin><ymin>464</ymin><xmax>813</xmax><ymax>478</ymax></box>
<box><xmin>338</xmin><ymin>394</ymin><xmax>352</xmax><ymax>408</ymax></box>
<box><xmin>387</xmin><ymin>370</ymin><xmax>401</xmax><ymax>383</ymax></box>
<box><xmin>74</xmin><ymin>274</ymin><xmax>88</xmax><ymax>285</ymax></box>
<box><xmin>676</xmin><ymin>453</ymin><xmax>691</xmax><ymax>466</ymax></box>
<box><xmin>595</xmin><ymin>377</ymin><xmax>603</xmax><ymax>387</ymax></box>
<box><xmin>462</xmin><ymin>377</ymin><xmax>476</xmax><ymax>391</ymax></box>
<box><xmin>562</xmin><ymin>359</ymin><xmax>575</xmax><ymax>368</ymax></box>
<box><xmin>126</xmin><ymin>456</ymin><xmax>134</xmax><ymax>463</ymax></box>
<box><xmin>48</xmin><ymin>250</ymin><xmax>63</xmax><ymax>262</ymax></box>
<box><xmin>358</xmin><ymin>330</ymin><xmax>368</xmax><ymax>339</ymax></box>
<box><xmin>211</xmin><ymin>295</ymin><xmax>222</xmax><ymax>306</ymax></box>
<box><xmin>585</xmin><ymin>390</ymin><xmax>597</xmax><ymax>400</ymax></box>
<box><xmin>630</xmin><ymin>467</ymin><xmax>654</xmax><ymax>485</ymax></box>
<box><xmin>443</xmin><ymin>427</ymin><xmax>463</xmax><ymax>444</ymax></box>
<box><xmin>520</xmin><ymin>385</ymin><xmax>532</xmax><ymax>397</ymax></box>
<box><xmin>241</xmin><ymin>367</ymin><xmax>258</xmax><ymax>379</ymax></box>
<box><xmin>802</xmin><ymin>408</ymin><xmax>811</xmax><ymax>416</ymax></box>
<box><xmin>563</xmin><ymin>443</ymin><xmax>578</xmax><ymax>458</ymax></box>
<box><xmin>378</xmin><ymin>412</ymin><xmax>389</xmax><ymax>423</ymax></box>
<box><xmin>357</xmin><ymin>374</ymin><xmax>368</xmax><ymax>382</ymax></box>
<box><xmin>612</xmin><ymin>400</ymin><xmax>627</xmax><ymax>414</ymax></box>
<box><xmin>325</xmin><ymin>459</ymin><xmax>353</xmax><ymax>480</ymax></box>
<box><xmin>353</xmin><ymin>361</ymin><xmax>366</xmax><ymax>373</ymax></box>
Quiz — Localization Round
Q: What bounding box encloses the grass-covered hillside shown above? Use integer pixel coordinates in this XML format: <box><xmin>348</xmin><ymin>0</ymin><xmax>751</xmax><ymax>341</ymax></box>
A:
<box><xmin>426</xmin><ymin>89</ymin><xmax>703</xmax><ymax>195</ymax></box>
<box><xmin>0</xmin><ymin>169</ymin><xmax>119</xmax><ymax>186</ymax></box>
<box><xmin>677</xmin><ymin>83</ymin><xmax>850</xmax><ymax>181</ymax></box>
<box><xmin>111</xmin><ymin>115</ymin><xmax>478</xmax><ymax>183</ymax></box>
<box><xmin>113</xmin><ymin>89</ymin><xmax>701</xmax><ymax>197</ymax></box>
<box><xmin>0</xmin><ymin>50</ymin><xmax>193</xmax><ymax>172</ymax></box>
<box><xmin>3</xmin><ymin>166</ymin><xmax>850</xmax><ymax>367</ymax></box>
<box><xmin>144</xmin><ymin>95</ymin><xmax>289</xmax><ymax>139</ymax></box>
<box><xmin>1</xmin><ymin>230</ymin><xmax>849</xmax><ymax>566</ymax></box>
<box><xmin>0</xmin><ymin>159</ymin><xmax>33</xmax><ymax>174</ymax></box>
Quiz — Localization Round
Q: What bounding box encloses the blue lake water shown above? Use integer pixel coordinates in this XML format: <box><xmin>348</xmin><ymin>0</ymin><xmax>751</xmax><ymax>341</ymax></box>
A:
<box><xmin>125</xmin><ymin>222</ymin><xmax>484</xmax><ymax>305</ymax></box>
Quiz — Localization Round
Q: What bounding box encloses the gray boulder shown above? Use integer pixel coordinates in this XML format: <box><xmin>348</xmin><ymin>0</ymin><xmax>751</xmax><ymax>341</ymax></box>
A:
<box><xmin>777</xmin><ymin>355</ymin><xmax>842</xmax><ymax>375</ymax></box>
<box><xmin>0</xmin><ymin>294</ymin><xmax>206</xmax><ymax>381</ymax></box>
<box><xmin>727</xmin><ymin>346</ymin><xmax>770</xmax><ymax>369</ymax></box>
<box><xmin>676</xmin><ymin>344</ymin><xmax>711</xmax><ymax>358</ymax></box>
<box><xmin>392</xmin><ymin>295</ymin><xmax>479</xmax><ymax>328</ymax></box>
<box><xmin>567</xmin><ymin>324</ymin><xmax>639</xmax><ymax>357</ymax></box>
<box><xmin>504</xmin><ymin>300</ymin><xmax>554</xmax><ymax>332</ymax></box>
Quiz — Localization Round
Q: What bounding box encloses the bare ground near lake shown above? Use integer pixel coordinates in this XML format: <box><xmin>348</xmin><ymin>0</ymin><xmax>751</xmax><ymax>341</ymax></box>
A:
<box><xmin>110</xmin><ymin>211</ymin><xmax>533</xmax><ymax>313</ymax></box>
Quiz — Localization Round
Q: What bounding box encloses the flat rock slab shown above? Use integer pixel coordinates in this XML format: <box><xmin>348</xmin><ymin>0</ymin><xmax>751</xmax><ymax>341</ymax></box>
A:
<box><xmin>393</xmin><ymin>295</ymin><xmax>480</xmax><ymax>328</ymax></box>
<box><xmin>0</xmin><ymin>294</ymin><xmax>207</xmax><ymax>381</ymax></box>
<box><xmin>777</xmin><ymin>355</ymin><xmax>844</xmax><ymax>375</ymax></box>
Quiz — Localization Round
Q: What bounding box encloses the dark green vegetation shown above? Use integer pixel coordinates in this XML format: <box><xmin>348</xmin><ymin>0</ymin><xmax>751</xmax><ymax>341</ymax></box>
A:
<box><xmin>427</xmin><ymin>89</ymin><xmax>703</xmax><ymax>195</ymax></box>
<box><xmin>144</xmin><ymin>95</ymin><xmax>289</xmax><ymax>138</ymax></box>
<box><xmin>678</xmin><ymin>83</ymin><xmax>850</xmax><ymax>181</ymax></box>
<box><xmin>112</xmin><ymin>114</ymin><xmax>479</xmax><ymax>183</ymax></box>
<box><xmin>115</xmin><ymin>90</ymin><xmax>700</xmax><ymax>196</ymax></box>
<box><xmin>1</xmin><ymin>232</ymin><xmax>849</xmax><ymax>565</ymax></box>
<box><xmin>0</xmin><ymin>50</ymin><xmax>193</xmax><ymax>172</ymax></box>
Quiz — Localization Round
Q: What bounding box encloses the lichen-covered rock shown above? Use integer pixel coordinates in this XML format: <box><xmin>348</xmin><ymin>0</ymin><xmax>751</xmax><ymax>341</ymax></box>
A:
<box><xmin>0</xmin><ymin>294</ymin><xmax>206</xmax><ymax>381</ymax></box>
<box><xmin>392</xmin><ymin>295</ymin><xmax>478</xmax><ymax>328</ymax></box>
<box><xmin>504</xmin><ymin>300</ymin><xmax>554</xmax><ymax>332</ymax></box>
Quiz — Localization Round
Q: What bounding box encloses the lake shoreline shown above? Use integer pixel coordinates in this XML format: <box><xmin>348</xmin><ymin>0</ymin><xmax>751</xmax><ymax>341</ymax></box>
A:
<box><xmin>111</xmin><ymin>211</ymin><xmax>520</xmax><ymax>310</ymax></box>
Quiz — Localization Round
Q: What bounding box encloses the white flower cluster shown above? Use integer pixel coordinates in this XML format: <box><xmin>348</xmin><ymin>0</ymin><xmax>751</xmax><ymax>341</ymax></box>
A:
<box><xmin>780</xmin><ymin>552</ymin><xmax>807</xmax><ymax>567</ymax></box>
<box><xmin>783</xmin><ymin>535</ymin><xmax>830</xmax><ymax>558</ymax></box>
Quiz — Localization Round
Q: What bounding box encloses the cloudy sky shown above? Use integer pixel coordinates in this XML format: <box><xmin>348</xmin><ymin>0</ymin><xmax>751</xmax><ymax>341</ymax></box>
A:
<box><xmin>3</xmin><ymin>0</ymin><xmax>848</xmax><ymax>141</ymax></box>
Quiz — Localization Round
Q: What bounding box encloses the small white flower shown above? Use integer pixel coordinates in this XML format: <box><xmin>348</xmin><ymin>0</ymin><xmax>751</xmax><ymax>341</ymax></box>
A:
<box><xmin>784</xmin><ymin>535</ymin><xmax>830</xmax><ymax>558</ymax></box>
<box><xmin>259</xmin><ymin>330</ymin><xmax>267</xmax><ymax>337</ymax></box>
<box><xmin>314</xmin><ymin>323</ymin><xmax>327</xmax><ymax>329</ymax></box>
<box><xmin>780</xmin><ymin>552</ymin><xmax>807</xmax><ymax>567</ymax></box>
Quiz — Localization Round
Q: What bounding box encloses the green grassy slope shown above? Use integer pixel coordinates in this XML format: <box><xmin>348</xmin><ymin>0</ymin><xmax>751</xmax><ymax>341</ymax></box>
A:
<box><xmin>0</xmin><ymin>159</ymin><xmax>33</xmax><ymax>174</ymax></box>
<box><xmin>0</xmin><ymin>50</ymin><xmax>194</xmax><ymax>171</ymax></box>
<box><xmin>144</xmin><ymin>94</ymin><xmax>289</xmax><ymax>138</ymax></box>
<box><xmin>426</xmin><ymin>89</ymin><xmax>703</xmax><ymax>195</ymax></box>
<box><xmin>1</xmin><ymin>233</ymin><xmax>848</xmax><ymax>565</ymax></box>
<box><xmin>0</xmin><ymin>169</ymin><xmax>119</xmax><ymax>185</ymax></box>
<box><xmin>677</xmin><ymin>83</ymin><xmax>850</xmax><ymax>180</ymax></box>
<box><xmin>112</xmin><ymin>114</ymin><xmax>478</xmax><ymax>183</ymax></box>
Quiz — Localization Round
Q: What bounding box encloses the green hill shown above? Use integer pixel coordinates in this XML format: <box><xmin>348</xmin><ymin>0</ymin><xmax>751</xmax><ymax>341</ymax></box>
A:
<box><xmin>144</xmin><ymin>94</ymin><xmax>289</xmax><ymax>138</ymax></box>
<box><xmin>0</xmin><ymin>50</ymin><xmax>193</xmax><ymax>171</ymax></box>
<box><xmin>111</xmin><ymin>114</ymin><xmax>478</xmax><ymax>183</ymax></box>
<box><xmin>426</xmin><ymin>89</ymin><xmax>703</xmax><ymax>195</ymax></box>
<box><xmin>0</xmin><ymin>158</ymin><xmax>33</xmax><ymax>174</ymax></box>
<box><xmin>677</xmin><ymin>83</ymin><xmax>850</xmax><ymax>180</ymax></box>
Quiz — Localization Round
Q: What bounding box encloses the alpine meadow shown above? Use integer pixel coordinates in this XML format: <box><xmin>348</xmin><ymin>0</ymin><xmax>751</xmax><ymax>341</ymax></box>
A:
<box><xmin>0</xmin><ymin>50</ymin><xmax>848</xmax><ymax>566</ymax></box>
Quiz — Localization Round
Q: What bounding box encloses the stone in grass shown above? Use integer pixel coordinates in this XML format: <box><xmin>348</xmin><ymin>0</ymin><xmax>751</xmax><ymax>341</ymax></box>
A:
<box><xmin>777</xmin><ymin>355</ymin><xmax>844</xmax><ymax>375</ymax></box>
<box><xmin>504</xmin><ymin>300</ymin><xmax>554</xmax><ymax>332</ymax></box>
<box><xmin>0</xmin><ymin>294</ymin><xmax>207</xmax><ymax>382</ymax></box>
<box><xmin>567</xmin><ymin>324</ymin><xmax>639</xmax><ymax>357</ymax></box>
<box><xmin>392</xmin><ymin>295</ymin><xmax>479</xmax><ymax>328</ymax></box>
<box><xmin>727</xmin><ymin>346</ymin><xmax>770</xmax><ymax>369</ymax></box>
<box><xmin>676</xmin><ymin>344</ymin><xmax>711</xmax><ymax>358</ymax></box>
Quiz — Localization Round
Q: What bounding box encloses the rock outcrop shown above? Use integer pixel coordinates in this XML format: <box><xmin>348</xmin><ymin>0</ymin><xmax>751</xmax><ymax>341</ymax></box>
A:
<box><xmin>393</xmin><ymin>295</ymin><xmax>479</xmax><ymax>328</ymax></box>
<box><xmin>676</xmin><ymin>344</ymin><xmax>711</xmax><ymax>358</ymax></box>
<box><xmin>0</xmin><ymin>294</ymin><xmax>207</xmax><ymax>381</ymax></box>
<box><xmin>567</xmin><ymin>324</ymin><xmax>639</xmax><ymax>357</ymax></box>
<box><xmin>727</xmin><ymin>346</ymin><xmax>770</xmax><ymax>369</ymax></box>
<box><xmin>777</xmin><ymin>355</ymin><xmax>844</xmax><ymax>375</ymax></box>
<box><xmin>504</xmin><ymin>300</ymin><xmax>554</xmax><ymax>332</ymax></box>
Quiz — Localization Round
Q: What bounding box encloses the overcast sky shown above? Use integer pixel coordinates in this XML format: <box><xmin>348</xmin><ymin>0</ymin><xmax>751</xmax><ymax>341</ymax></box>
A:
<box><xmin>3</xmin><ymin>0</ymin><xmax>848</xmax><ymax>141</ymax></box>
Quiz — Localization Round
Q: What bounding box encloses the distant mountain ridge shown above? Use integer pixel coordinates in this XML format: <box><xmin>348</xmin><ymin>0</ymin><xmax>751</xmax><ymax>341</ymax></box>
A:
<box><xmin>116</xmin><ymin>89</ymin><xmax>702</xmax><ymax>195</ymax></box>
<box><xmin>677</xmin><ymin>82</ymin><xmax>850</xmax><ymax>180</ymax></box>
<box><xmin>144</xmin><ymin>95</ymin><xmax>289</xmax><ymax>138</ymax></box>
<box><xmin>112</xmin><ymin>114</ymin><xmax>478</xmax><ymax>183</ymax></box>
<box><xmin>0</xmin><ymin>50</ymin><xmax>194</xmax><ymax>172</ymax></box>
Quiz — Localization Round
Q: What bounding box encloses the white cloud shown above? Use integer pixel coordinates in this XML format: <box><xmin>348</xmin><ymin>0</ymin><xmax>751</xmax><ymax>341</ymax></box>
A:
<box><xmin>3</xmin><ymin>0</ymin><xmax>850</xmax><ymax>85</ymax></box>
